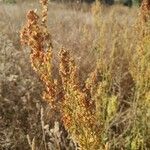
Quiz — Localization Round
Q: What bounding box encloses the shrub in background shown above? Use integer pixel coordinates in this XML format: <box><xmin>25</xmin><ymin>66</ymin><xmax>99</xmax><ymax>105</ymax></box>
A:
<box><xmin>3</xmin><ymin>0</ymin><xmax>16</xmax><ymax>3</ymax></box>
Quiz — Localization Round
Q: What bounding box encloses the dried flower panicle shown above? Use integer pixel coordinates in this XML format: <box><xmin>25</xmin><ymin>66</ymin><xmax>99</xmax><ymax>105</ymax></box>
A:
<box><xmin>58</xmin><ymin>48</ymin><xmax>101</xmax><ymax>149</ymax></box>
<box><xmin>40</xmin><ymin>0</ymin><xmax>48</xmax><ymax>26</ymax></box>
<box><xmin>59</xmin><ymin>48</ymin><xmax>79</xmax><ymax>90</ymax></box>
<box><xmin>20</xmin><ymin>0</ymin><xmax>56</xmax><ymax>107</ymax></box>
<box><xmin>140</xmin><ymin>0</ymin><xmax>150</xmax><ymax>23</ymax></box>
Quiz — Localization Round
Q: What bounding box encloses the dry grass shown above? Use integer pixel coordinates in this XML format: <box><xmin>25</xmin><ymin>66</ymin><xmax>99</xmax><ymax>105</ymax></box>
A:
<box><xmin>0</xmin><ymin>0</ymin><xmax>150</xmax><ymax>149</ymax></box>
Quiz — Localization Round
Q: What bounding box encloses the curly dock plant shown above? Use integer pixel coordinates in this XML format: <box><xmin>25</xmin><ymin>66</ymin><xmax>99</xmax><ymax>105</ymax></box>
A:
<box><xmin>20</xmin><ymin>0</ymin><xmax>102</xmax><ymax>149</ymax></box>
<box><xmin>20</xmin><ymin>0</ymin><xmax>150</xmax><ymax>149</ymax></box>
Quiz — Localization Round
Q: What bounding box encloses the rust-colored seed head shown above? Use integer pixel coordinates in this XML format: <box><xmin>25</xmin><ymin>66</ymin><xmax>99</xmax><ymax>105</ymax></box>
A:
<box><xmin>140</xmin><ymin>0</ymin><xmax>150</xmax><ymax>22</ymax></box>
<box><xmin>40</xmin><ymin>0</ymin><xmax>48</xmax><ymax>26</ymax></box>
<box><xmin>20</xmin><ymin>0</ymin><xmax>56</xmax><ymax>108</ymax></box>
<box><xmin>27</xmin><ymin>10</ymin><xmax>39</xmax><ymax>23</ymax></box>
<box><xmin>59</xmin><ymin>48</ymin><xmax>72</xmax><ymax>86</ymax></box>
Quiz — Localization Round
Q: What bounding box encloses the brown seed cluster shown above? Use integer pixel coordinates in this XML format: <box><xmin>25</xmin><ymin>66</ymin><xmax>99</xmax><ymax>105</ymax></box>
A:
<box><xmin>58</xmin><ymin>48</ymin><xmax>100</xmax><ymax>149</ymax></box>
<box><xmin>20</xmin><ymin>0</ymin><xmax>56</xmax><ymax>107</ymax></box>
<box><xmin>140</xmin><ymin>0</ymin><xmax>150</xmax><ymax>22</ymax></box>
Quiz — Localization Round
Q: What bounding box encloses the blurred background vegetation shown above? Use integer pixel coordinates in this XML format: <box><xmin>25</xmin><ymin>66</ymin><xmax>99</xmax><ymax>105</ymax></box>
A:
<box><xmin>1</xmin><ymin>0</ymin><xmax>141</xmax><ymax>6</ymax></box>
<box><xmin>1</xmin><ymin>0</ymin><xmax>149</xmax><ymax>149</ymax></box>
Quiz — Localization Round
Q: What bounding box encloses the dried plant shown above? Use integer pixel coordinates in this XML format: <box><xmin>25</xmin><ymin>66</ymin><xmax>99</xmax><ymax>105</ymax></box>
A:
<box><xmin>20</xmin><ymin>1</ymin><xmax>57</xmax><ymax>108</ymax></box>
<box><xmin>20</xmin><ymin>0</ymin><xmax>150</xmax><ymax>149</ymax></box>
<box><xmin>140</xmin><ymin>0</ymin><xmax>150</xmax><ymax>23</ymax></box>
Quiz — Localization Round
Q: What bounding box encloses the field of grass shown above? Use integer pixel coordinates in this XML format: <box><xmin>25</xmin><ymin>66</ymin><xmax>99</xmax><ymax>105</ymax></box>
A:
<box><xmin>0</xmin><ymin>0</ymin><xmax>150</xmax><ymax>149</ymax></box>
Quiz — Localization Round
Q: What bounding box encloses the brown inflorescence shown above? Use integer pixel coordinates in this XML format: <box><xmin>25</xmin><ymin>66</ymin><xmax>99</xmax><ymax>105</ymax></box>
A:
<box><xmin>140</xmin><ymin>0</ymin><xmax>150</xmax><ymax>22</ymax></box>
<box><xmin>58</xmin><ymin>47</ymin><xmax>101</xmax><ymax>149</ymax></box>
<box><xmin>20</xmin><ymin>1</ymin><xmax>57</xmax><ymax>107</ymax></box>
